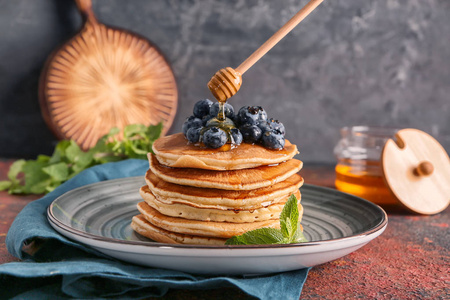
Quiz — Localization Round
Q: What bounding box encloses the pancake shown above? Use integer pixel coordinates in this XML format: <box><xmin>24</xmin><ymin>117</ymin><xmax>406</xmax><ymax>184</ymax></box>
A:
<box><xmin>152</xmin><ymin>133</ymin><xmax>299</xmax><ymax>170</ymax></box>
<box><xmin>140</xmin><ymin>187</ymin><xmax>302</xmax><ymax>223</ymax></box>
<box><xmin>145</xmin><ymin>169</ymin><xmax>304</xmax><ymax>209</ymax></box>
<box><xmin>131</xmin><ymin>215</ymin><xmax>227</xmax><ymax>245</ymax></box>
<box><xmin>132</xmin><ymin>214</ymin><xmax>304</xmax><ymax>245</ymax></box>
<box><xmin>149</xmin><ymin>153</ymin><xmax>303</xmax><ymax>190</ymax></box>
<box><xmin>137</xmin><ymin>201</ymin><xmax>286</xmax><ymax>238</ymax></box>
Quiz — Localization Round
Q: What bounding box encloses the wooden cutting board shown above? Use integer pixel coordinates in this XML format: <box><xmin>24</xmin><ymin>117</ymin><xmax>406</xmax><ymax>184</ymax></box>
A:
<box><xmin>39</xmin><ymin>0</ymin><xmax>178</xmax><ymax>150</ymax></box>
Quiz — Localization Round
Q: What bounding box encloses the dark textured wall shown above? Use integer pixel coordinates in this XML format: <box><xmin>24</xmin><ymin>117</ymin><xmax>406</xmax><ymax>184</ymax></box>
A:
<box><xmin>1</xmin><ymin>0</ymin><xmax>449</xmax><ymax>162</ymax></box>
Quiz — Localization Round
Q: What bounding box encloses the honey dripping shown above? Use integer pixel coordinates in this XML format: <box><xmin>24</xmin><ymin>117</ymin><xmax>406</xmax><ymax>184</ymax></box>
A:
<box><xmin>202</xmin><ymin>67</ymin><xmax>242</xmax><ymax>149</ymax></box>
<box><xmin>335</xmin><ymin>159</ymin><xmax>397</xmax><ymax>205</ymax></box>
<box><xmin>200</xmin><ymin>100</ymin><xmax>238</xmax><ymax>149</ymax></box>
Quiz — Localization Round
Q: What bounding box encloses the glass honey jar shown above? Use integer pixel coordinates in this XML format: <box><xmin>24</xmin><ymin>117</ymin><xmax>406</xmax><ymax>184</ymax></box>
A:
<box><xmin>334</xmin><ymin>126</ymin><xmax>399</xmax><ymax>205</ymax></box>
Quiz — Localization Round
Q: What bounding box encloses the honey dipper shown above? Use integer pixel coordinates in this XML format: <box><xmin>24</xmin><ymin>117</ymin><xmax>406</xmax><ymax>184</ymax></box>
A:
<box><xmin>208</xmin><ymin>0</ymin><xmax>324</xmax><ymax>102</ymax></box>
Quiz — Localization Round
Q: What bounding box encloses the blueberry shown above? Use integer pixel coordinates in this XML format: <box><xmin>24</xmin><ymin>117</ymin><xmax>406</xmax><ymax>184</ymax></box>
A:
<box><xmin>202</xmin><ymin>114</ymin><xmax>213</xmax><ymax>126</ymax></box>
<box><xmin>237</xmin><ymin>106</ymin><xmax>258</xmax><ymax>125</ymax></box>
<box><xmin>261</xmin><ymin>130</ymin><xmax>285</xmax><ymax>150</ymax></box>
<box><xmin>257</xmin><ymin>107</ymin><xmax>268</xmax><ymax>122</ymax></box>
<box><xmin>268</xmin><ymin>118</ymin><xmax>285</xmax><ymax>136</ymax></box>
<box><xmin>230</xmin><ymin>128</ymin><xmax>243</xmax><ymax>145</ymax></box>
<box><xmin>182</xmin><ymin>116</ymin><xmax>203</xmax><ymax>136</ymax></box>
<box><xmin>239</xmin><ymin>124</ymin><xmax>262</xmax><ymax>144</ymax></box>
<box><xmin>202</xmin><ymin>127</ymin><xmax>227</xmax><ymax>149</ymax></box>
<box><xmin>210</xmin><ymin>102</ymin><xmax>235</xmax><ymax>119</ymax></box>
<box><xmin>193</xmin><ymin>99</ymin><xmax>213</xmax><ymax>118</ymax></box>
<box><xmin>186</xmin><ymin>127</ymin><xmax>201</xmax><ymax>143</ymax></box>
<box><xmin>237</xmin><ymin>106</ymin><xmax>267</xmax><ymax>126</ymax></box>
<box><xmin>258</xmin><ymin>120</ymin><xmax>273</xmax><ymax>134</ymax></box>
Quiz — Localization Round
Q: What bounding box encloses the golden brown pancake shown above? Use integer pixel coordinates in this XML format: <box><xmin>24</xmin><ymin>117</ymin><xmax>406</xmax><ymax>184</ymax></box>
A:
<box><xmin>131</xmin><ymin>215</ymin><xmax>227</xmax><ymax>245</ymax></box>
<box><xmin>152</xmin><ymin>133</ymin><xmax>299</xmax><ymax>170</ymax></box>
<box><xmin>144</xmin><ymin>169</ymin><xmax>304</xmax><ymax>210</ymax></box>
<box><xmin>149</xmin><ymin>153</ymin><xmax>303</xmax><ymax>190</ymax></box>
<box><xmin>140</xmin><ymin>187</ymin><xmax>302</xmax><ymax>223</ymax></box>
<box><xmin>132</xmin><ymin>215</ymin><xmax>304</xmax><ymax>245</ymax></box>
<box><xmin>137</xmin><ymin>201</ymin><xmax>285</xmax><ymax>238</ymax></box>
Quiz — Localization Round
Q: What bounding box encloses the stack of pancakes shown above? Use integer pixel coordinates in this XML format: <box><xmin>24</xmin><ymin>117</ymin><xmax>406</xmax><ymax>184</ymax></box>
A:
<box><xmin>131</xmin><ymin>133</ymin><xmax>304</xmax><ymax>245</ymax></box>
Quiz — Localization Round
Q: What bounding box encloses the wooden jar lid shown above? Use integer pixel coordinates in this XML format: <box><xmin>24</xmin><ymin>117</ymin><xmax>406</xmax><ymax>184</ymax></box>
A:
<box><xmin>381</xmin><ymin>129</ymin><xmax>450</xmax><ymax>214</ymax></box>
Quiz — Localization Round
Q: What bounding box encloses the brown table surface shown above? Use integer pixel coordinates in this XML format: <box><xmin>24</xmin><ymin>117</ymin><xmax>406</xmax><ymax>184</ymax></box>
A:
<box><xmin>0</xmin><ymin>158</ymin><xmax>448</xmax><ymax>299</ymax></box>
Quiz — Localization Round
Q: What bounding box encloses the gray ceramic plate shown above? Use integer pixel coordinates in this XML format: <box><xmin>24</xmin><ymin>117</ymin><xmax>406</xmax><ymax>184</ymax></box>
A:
<box><xmin>47</xmin><ymin>176</ymin><xmax>387</xmax><ymax>275</ymax></box>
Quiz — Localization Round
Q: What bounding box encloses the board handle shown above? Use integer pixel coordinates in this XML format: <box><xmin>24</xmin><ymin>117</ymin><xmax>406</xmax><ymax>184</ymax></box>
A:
<box><xmin>75</xmin><ymin>0</ymin><xmax>97</xmax><ymax>24</ymax></box>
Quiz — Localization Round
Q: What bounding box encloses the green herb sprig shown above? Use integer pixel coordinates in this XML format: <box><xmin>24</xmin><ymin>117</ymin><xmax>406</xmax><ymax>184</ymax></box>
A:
<box><xmin>0</xmin><ymin>123</ymin><xmax>163</xmax><ymax>195</ymax></box>
<box><xmin>225</xmin><ymin>194</ymin><xmax>308</xmax><ymax>245</ymax></box>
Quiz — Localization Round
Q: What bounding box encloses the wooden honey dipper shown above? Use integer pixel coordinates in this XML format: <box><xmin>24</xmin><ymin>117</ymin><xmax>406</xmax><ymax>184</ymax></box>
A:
<box><xmin>208</xmin><ymin>0</ymin><xmax>324</xmax><ymax>102</ymax></box>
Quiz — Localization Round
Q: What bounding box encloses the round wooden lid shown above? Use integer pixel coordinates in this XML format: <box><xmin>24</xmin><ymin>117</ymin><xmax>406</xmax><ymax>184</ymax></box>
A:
<box><xmin>381</xmin><ymin>129</ymin><xmax>450</xmax><ymax>214</ymax></box>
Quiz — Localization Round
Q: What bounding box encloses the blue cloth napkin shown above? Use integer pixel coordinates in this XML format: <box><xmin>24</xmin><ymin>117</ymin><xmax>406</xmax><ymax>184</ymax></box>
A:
<box><xmin>1</xmin><ymin>159</ymin><xmax>309</xmax><ymax>299</ymax></box>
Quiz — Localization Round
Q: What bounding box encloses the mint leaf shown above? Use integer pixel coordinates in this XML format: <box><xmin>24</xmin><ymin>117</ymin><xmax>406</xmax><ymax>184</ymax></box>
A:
<box><xmin>293</xmin><ymin>229</ymin><xmax>308</xmax><ymax>243</ymax></box>
<box><xmin>36</xmin><ymin>155</ymin><xmax>51</xmax><ymax>163</ymax></box>
<box><xmin>22</xmin><ymin>160</ymin><xmax>50</xmax><ymax>194</ymax></box>
<box><xmin>0</xmin><ymin>181</ymin><xmax>12</xmax><ymax>191</ymax></box>
<box><xmin>280</xmin><ymin>194</ymin><xmax>299</xmax><ymax>242</ymax></box>
<box><xmin>66</xmin><ymin>141</ymin><xmax>94</xmax><ymax>171</ymax></box>
<box><xmin>128</xmin><ymin>142</ymin><xmax>149</xmax><ymax>157</ymax></box>
<box><xmin>75</xmin><ymin>151</ymin><xmax>94</xmax><ymax>169</ymax></box>
<box><xmin>225</xmin><ymin>227</ymin><xmax>284</xmax><ymax>245</ymax></box>
<box><xmin>2</xmin><ymin>123</ymin><xmax>162</xmax><ymax>195</ymax></box>
<box><xmin>30</xmin><ymin>178</ymin><xmax>52</xmax><ymax>194</ymax></box>
<box><xmin>147</xmin><ymin>122</ymin><xmax>163</xmax><ymax>141</ymax></box>
<box><xmin>42</xmin><ymin>162</ymin><xmax>69</xmax><ymax>182</ymax></box>
<box><xmin>225</xmin><ymin>194</ymin><xmax>307</xmax><ymax>245</ymax></box>
<box><xmin>65</xmin><ymin>141</ymin><xmax>83</xmax><ymax>163</ymax></box>
<box><xmin>124</xmin><ymin>124</ymin><xmax>147</xmax><ymax>138</ymax></box>
<box><xmin>7</xmin><ymin>159</ymin><xmax>25</xmax><ymax>182</ymax></box>
<box><xmin>49</xmin><ymin>140</ymin><xmax>70</xmax><ymax>164</ymax></box>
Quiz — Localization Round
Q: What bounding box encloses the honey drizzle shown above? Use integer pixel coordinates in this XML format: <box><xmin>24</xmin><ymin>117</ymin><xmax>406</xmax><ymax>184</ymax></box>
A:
<box><xmin>200</xmin><ymin>101</ymin><xmax>238</xmax><ymax>147</ymax></box>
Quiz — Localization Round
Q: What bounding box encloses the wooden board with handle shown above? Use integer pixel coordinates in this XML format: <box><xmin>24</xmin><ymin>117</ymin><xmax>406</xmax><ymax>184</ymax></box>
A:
<box><xmin>39</xmin><ymin>0</ymin><xmax>178</xmax><ymax>150</ymax></box>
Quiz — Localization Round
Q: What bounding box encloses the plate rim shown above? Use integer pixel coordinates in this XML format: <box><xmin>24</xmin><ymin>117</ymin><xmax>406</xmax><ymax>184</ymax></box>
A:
<box><xmin>47</xmin><ymin>176</ymin><xmax>388</xmax><ymax>250</ymax></box>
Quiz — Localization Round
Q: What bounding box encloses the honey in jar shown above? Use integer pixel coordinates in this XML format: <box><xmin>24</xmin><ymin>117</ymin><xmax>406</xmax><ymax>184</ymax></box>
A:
<box><xmin>334</xmin><ymin>126</ymin><xmax>399</xmax><ymax>205</ymax></box>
